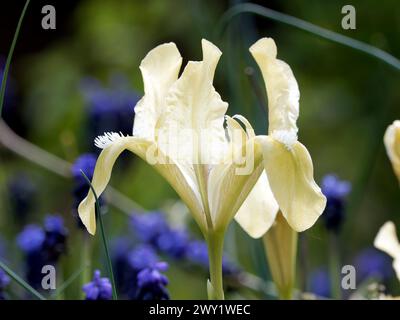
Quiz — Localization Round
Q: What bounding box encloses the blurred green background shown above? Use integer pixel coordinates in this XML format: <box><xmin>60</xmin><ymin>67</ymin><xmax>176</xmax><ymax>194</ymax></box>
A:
<box><xmin>0</xmin><ymin>0</ymin><xmax>399</xmax><ymax>299</ymax></box>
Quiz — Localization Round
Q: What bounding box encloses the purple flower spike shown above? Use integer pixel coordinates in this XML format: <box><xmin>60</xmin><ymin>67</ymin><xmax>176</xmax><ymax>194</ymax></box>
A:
<box><xmin>321</xmin><ymin>174</ymin><xmax>352</xmax><ymax>232</ymax></box>
<box><xmin>83</xmin><ymin>270</ymin><xmax>112</xmax><ymax>300</ymax></box>
<box><xmin>130</xmin><ymin>212</ymin><xmax>169</xmax><ymax>244</ymax></box>
<box><xmin>321</xmin><ymin>174</ymin><xmax>351</xmax><ymax>200</ymax></box>
<box><xmin>16</xmin><ymin>225</ymin><xmax>45</xmax><ymax>253</ymax></box>
<box><xmin>135</xmin><ymin>263</ymin><xmax>169</xmax><ymax>300</ymax></box>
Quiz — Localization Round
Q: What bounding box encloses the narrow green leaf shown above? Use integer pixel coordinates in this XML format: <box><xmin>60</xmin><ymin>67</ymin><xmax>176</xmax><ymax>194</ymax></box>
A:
<box><xmin>51</xmin><ymin>264</ymin><xmax>89</xmax><ymax>299</ymax></box>
<box><xmin>216</xmin><ymin>3</ymin><xmax>400</xmax><ymax>71</ymax></box>
<box><xmin>0</xmin><ymin>0</ymin><xmax>31</xmax><ymax>116</ymax></box>
<box><xmin>0</xmin><ymin>259</ymin><xmax>46</xmax><ymax>300</ymax></box>
<box><xmin>80</xmin><ymin>171</ymin><xmax>118</xmax><ymax>300</ymax></box>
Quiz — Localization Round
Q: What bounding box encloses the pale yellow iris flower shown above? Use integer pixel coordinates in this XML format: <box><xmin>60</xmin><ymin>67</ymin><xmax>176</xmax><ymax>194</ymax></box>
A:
<box><xmin>233</xmin><ymin>38</ymin><xmax>326</xmax><ymax>299</ymax></box>
<box><xmin>374</xmin><ymin>221</ymin><xmax>400</xmax><ymax>281</ymax></box>
<box><xmin>235</xmin><ymin>38</ymin><xmax>327</xmax><ymax>238</ymax></box>
<box><xmin>384</xmin><ymin>120</ymin><xmax>400</xmax><ymax>183</ymax></box>
<box><xmin>77</xmin><ymin>37</ymin><xmax>326</xmax><ymax>300</ymax></box>
<box><xmin>78</xmin><ymin>39</ymin><xmax>263</xmax><ymax>238</ymax></box>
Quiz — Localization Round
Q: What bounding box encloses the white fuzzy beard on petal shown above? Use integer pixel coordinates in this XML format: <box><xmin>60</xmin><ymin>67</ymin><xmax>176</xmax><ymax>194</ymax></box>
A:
<box><xmin>271</xmin><ymin>129</ymin><xmax>297</xmax><ymax>150</ymax></box>
<box><xmin>94</xmin><ymin>132</ymin><xmax>125</xmax><ymax>149</ymax></box>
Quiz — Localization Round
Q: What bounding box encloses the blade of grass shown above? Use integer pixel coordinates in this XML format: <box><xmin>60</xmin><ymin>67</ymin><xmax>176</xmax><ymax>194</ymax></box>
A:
<box><xmin>0</xmin><ymin>0</ymin><xmax>31</xmax><ymax>116</ymax></box>
<box><xmin>51</xmin><ymin>264</ymin><xmax>89</xmax><ymax>299</ymax></box>
<box><xmin>215</xmin><ymin>3</ymin><xmax>400</xmax><ymax>71</ymax></box>
<box><xmin>80</xmin><ymin>171</ymin><xmax>118</xmax><ymax>300</ymax></box>
<box><xmin>0</xmin><ymin>259</ymin><xmax>46</xmax><ymax>300</ymax></box>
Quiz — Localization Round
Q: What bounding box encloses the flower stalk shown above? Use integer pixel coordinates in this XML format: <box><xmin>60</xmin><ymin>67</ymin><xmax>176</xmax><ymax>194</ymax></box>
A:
<box><xmin>206</xmin><ymin>230</ymin><xmax>225</xmax><ymax>300</ymax></box>
<box><xmin>328</xmin><ymin>233</ymin><xmax>341</xmax><ymax>299</ymax></box>
<box><xmin>81</xmin><ymin>171</ymin><xmax>118</xmax><ymax>300</ymax></box>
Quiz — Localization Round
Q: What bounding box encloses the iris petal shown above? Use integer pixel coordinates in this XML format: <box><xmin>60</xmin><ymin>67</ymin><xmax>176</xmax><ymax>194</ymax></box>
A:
<box><xmin>384</xmin><ymin>120</ymin><xmax>400</xmax><ymax>183</ymax></box>
<box><xmin>235</xmin><ymin>172</ymin><xmax>279</xmax><ymax>238</ymax></box>
<box><xmin>374</xmin><ymin>221</ymin><xmax>400</xmax><ymax>260</ymax></box>
<box><xmin>250</xmin><ymin>37</ymin><xmax>299</xmax><ymax>148</ymax></box>
<box><xmin>260</xmin><ymin>137</ymin><xmax>326</xmax><ymax>232</ymax></box>
<box><xmin>133</xmin><ymin>42</ymin><xmax>182</xmax><ymax>141</ymax></box>
<box><xmin>78</xmin><ymin>136</ymin><xmax>205</xmax><ymax>235</ymax></box>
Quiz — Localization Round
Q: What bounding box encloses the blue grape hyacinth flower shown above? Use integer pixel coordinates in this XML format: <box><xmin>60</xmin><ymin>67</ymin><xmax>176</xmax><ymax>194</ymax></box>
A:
<box><xmin>17</xmin><ymin>224</ymin><xmax>45</xmax><ymax>253</ymax></box>
<box><xmin>43</xmin><ymin>215</ymin><xmax>68</xmax><ymax>262</ymax></box>
<box><xmin>135</xmin><ymin>262</ymin><xmax>169</xmax><ymax>300</ymax></box>
<box><xmin>156</xmin><ymin>228</ymin><xmax>189</xmax><ymax>259</ymax></box>
<box><xmin>130</xmin><ymin>212</ymin><xmax>239</xmax><ymax>275</ymax></box>
<box><xmin>308</xmin><ymin>268</ymin><xmax>331</xmax><ymax>298</ymax></box>
<box><xmin>16</xmin><ymin>215</ymin><xmax>68</xmax><ymax>289</ymax></box>
<box><xmin>130</xmin><ymin>212</ymin><xmax>169</xmax><ymax>245</ymax></box>
<box><xmin>321</xmin><ymin>174</ymin><xmax>351</xmax><ymax>232</ymax></box>
<box><xmin>17</xmin><ymin>224</ymin><xmax>46</xmax><ymax>289</ymax></box>
<box><xmin>80</xmin><ymin>75</ymin><xmax>140</xmax><ymax>145</ymax></box>
<box><xmin>130</xmin><ymin>212</ymin><xmax>189</xmax><ymax>258</ymax></box>
<box><xmin>0</xmin><ymin>268</ymin><xmax>10</xmax><ymax>300</ymax></box>
<box><xmin>71</xmin><ymin>153</ymin><xmax>97</xmax><ymax>189</ymax></box>
<box><xmin>111</xmin><ymin>241</ymin><xmax>170</xmax><ymax>300</ymax></box>
<box><xmin>7</xmin><ymin>173</ymin><xmax>37</xmax><ymax>222</ymax></box>
<box><xmin>83</xmin><ymin>270</ymin><xmax>112</xmax><ymax>300</ymax></box>
<box><xmin>127</xmin><ymin>244</ymin><xmax>160</xmax><ymax>273</ymax></box>
<box><xmin>354</xmin><ymin>248</ymin><xmax>394</xmax><ymax>283</ymax></box>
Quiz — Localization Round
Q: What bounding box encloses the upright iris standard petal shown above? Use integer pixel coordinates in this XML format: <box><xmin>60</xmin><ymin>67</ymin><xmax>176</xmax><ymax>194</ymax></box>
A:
<box><xmin>249</xmin><ymin>37</ymin><xmax>299</xmax><ymax>148</ymax></box>
<box><xmin>374</xmin><ymin>221</ymin><xmax>400</xmax><ymax>281</ymax></box>
<box><xmin>261</xmin><ymin>137</ymin><xmax>326</xmax><ymax>232</ymax></box>
<box><xmin>157</xmin><ymin>39</ymin><xmax>228</xmax><ymax>166</ymax></box>
<box><xmin>133</xmin><ymin>43</ymin><xmax>182</xmax><ymax>141</ymax></box>
<box><xmin>384</xmin><ymin>120</ymin><xmax>400</xmax><ymax>183</ymax></box>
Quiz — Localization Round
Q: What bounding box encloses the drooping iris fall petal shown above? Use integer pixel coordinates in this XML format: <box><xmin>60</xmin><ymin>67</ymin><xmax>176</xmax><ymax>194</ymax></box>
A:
<box><xmin>78</xmin><ymin>136</ymin><xmax>204</xmax><ymax>235</ymax></box>
<box><xmin>260</xmin><ymin>137</ymin><xmax>326</xmax><ymax>232</ymax></box>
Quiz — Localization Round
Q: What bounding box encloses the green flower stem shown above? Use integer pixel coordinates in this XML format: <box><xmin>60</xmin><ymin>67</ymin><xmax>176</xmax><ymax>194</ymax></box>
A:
<box><xmin>97</xmin><ymin>200</ymin><xmax>118</xmax><ymax>300</ymax></box>
<box><xmin>81</xmin><ymin>171</ymin><xmax>118</xmax><ymax>300</ymax></box>
<box><xmin>0</xmin><ymin>259</ymin><xmax>46</xmax><ymax>300</ymax></box>
<box><xmin>206</xmin><ymin>231</ymin><xmax>225</xmax><ymax>300</ymax></box>
<box><xmin>215</xmin><ymin>3</ymin><xmax>400</xmax><ymax>71</ymax></box>
<box><xmin>80</xmin><ymin>235</ymin><xmax>92</xmax><ymax>299</ymax></box>
<box><xmin>52</xmin><ymin>264</ymin><xmax>88</xmax><ymax>299</ymax></box>
<box><xmin>329</xmin><ymin>233</ymin><xmax>341</xmax><ymax>299</ymax></box>
<box><xmin>0</xmin><ymin>0</ymin><xmax>30</xmax><ymax>117</ymax></box>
